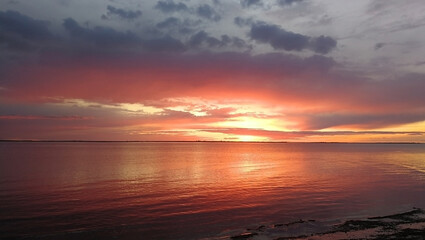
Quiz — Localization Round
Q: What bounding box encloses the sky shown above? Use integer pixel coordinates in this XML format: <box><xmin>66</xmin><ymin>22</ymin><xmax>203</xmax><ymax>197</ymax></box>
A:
<box><xmin>1</xmin><ymin>0</ymin><xmax>425</xmax><ymax>142</ymax></box>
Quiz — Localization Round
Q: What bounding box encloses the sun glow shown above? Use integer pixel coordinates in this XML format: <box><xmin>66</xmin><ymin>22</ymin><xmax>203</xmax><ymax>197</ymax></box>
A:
<box><xmin>214</xmin><ymin>116</ymin><xmax>286</xmax><ymax>131</ymax></box>
<box><xmin>238</xmin><ymin>135</ymin><xmax>265</xmax><ymax>142</ymax></box>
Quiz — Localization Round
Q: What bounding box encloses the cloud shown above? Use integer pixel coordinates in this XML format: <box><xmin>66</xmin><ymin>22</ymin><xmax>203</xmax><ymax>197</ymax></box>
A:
<box><xmin>293</xmin><ymin>113</ymin><xmax>425</xmax><ymax>130</ymax></box>
<box><xmin>240</xmin><ymin>0</ymin><xmax>262</xmax><ymax>8</ymax></box>
<box><xmin>8</xmin><ymin>49</ymin><xmax>424</xmax><ymax>132</ymax></box>
<box><xmin>188</xmin><ymin>31</ymin><xmax>221</xmax><ymax>47</ymax></box>
<box><xmin>234</xmin><ymin>17</ymin><xmax>253</xmax><ymax>27</ymax></box>
<box><xmin>1</xmin><ymin>48</ymin><xmax>424</xmax><ymax>139</ymax></box>
<box><xmin>374</xmin><ymin>42</ymin><xmax>386</xmax><ymax>50</ymax></box>
<box><xmin>102</xmin><ymin>5</ymin><xmax>142</xmax><ymax>20</ymax></box>
<box><xmin>196</xmin><ymin>4</ymin><xmax>221</xmax><ymax>21</ymax></box>
<box><xmin>309</xmin><ymin>35</ymin><xmax>337</xmax><ymax>54</ymax></box>
<box><xmin>62</xmin><ymin>18</ymin><xmax>184</xmax><ymax>52</ymax></box>
<box><xmin>0</xmin><ymin>10</ymin><xmax>52</xmax><ymax>40</ymax></box>
<box><xmin>156</xmin><ymin>17</ymin><xmax>180</xmax><ymax>28</ymax></box>
<box><xmin>154</xmin><ymin>2</ymin><xmax>221</xmax><ymax>22</ymax></box>
<box><xmin>250</xmin><ymin>22</ymin><xmax>309</xmax><ymax>51</ymax></box>
<box><xmin>63</xmin><ymin>18</ymin><xmax>140</xmax><ymax>47</ymax></box>
<box><xmin>0</xmin><ymin>12</ymin><xmax>423</xmax><ymax>135</ymax></box>
<box><xmin>156</xmin><ymin>17</ymin><xmax>199</xmax><ymax>35</ymax></box>
<box><xmin>277</xmin><ymin>0</ymin><xmax>304</xmax><ymax>7</ymax></box>
<box><xmin>249</xmin><ymin>22</ymin><xmax>337</xmax><ymax>54</ymax></box>
<box><xmin>154</xmin><ymin>1</ymin><xmax>188</xmax><ymax>13</ymax></box>
<box><xmin>0</xmin><ymin>115</ymin><xmax>92</xmax><ymax>120</ymax></box>
<box><xmin>188</xmin><ymin>31</ymin><xmax>249</xmax><ymax>49</ymax></box>
<box><xmin>0</xmin><ymin>10</ymin><xmax>54</xmax><ymax>53</ymax></box>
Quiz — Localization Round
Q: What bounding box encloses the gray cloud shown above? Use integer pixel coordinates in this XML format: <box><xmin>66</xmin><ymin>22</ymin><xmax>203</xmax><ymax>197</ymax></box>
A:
<box><xmin>309</xmin><ymin>35</ymin><xmax>337</xmax><ymax>54</ymax></box>
<box><xmin>63</xmin><ymin>18</ymin><xmax>140</xmax><ymax>47</ymax></box>
<box><xmin>188</xmin><ymin>31</ymin><xmax>249</xmax><ymax>49</ymax></box>
<box><xmin>234</xmin><ymin>16</ymin><xmax>253</xmax><ymax>27</ymax></box>
<box><xmin>156</xmin><ymin>17</ymin><xmax>180</xmax><ymax>29</ymax></box>
<box><xmin>189</xmin><ymin>31</ymin><xmax>220</xmax><ymax>47</ymax></box>
<box><xmin>196</xmin><ymin>4</ymin><xmax>221</xmax><ymax>22</ymax></box>
<box><xmin>155</xmin><ymin>2</ymin><xmax>221</xmax><ymax>22</ymax></box>
<box><xmin>277</xmin><ymin>0</ymin><xmax>304</xmax><ymax>6</ymax></box>
<box><xmin>156</xmin><ymin>17</ymin><xmax>200</xmax><ymax>35</ymax></box>
<box><xmin>374</xmin><ymin>42</ymin><xmax>386</xmax><ymax>50</ymax></box>
<box><xmin>0</xmin><ymin>10</ymin><xmax>56</xmax><ymax>56</ymax></box>
<box><xmin>154</xmin><ymin>1</ymin><xmax>188</xmax><ymax>13</ymax></box>
<box><xmin>62</xmin><ymin>18</ymin><xmax>184</xmax><ymax>52</ymax></box>
<box><xmin>240</xmin><ymin>0</ymin><xmax>262</xmax><ymax>8</ymax></box>
<box><xmin>249</xmin><ymin>22</ymin><xmax>336</xmax><ymax>54</ymax></box>
<box><xmin>0</xmin><ymin>10</ymin><xmax>52</xmax><ymax>41</ymax></box>
<box><xmin>102</xmin><ymin>5</ymin><xmax>142</xmax><ymax>20</ymax></box>
<box><xmin>250</xmin><ymin>22</ymin><xmax>309</xmax><ymax>51</ymax></box>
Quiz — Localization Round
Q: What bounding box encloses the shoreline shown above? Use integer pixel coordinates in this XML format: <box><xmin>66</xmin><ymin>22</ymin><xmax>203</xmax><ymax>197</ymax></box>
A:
<box><xmin>217</xmin><ymin>208</ymin><xmax>425</xmax><ymax>240</ymax></box>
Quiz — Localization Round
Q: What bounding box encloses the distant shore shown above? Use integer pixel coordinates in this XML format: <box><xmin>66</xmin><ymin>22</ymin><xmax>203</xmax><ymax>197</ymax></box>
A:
<box><xmin>1</xmin><ymin>139</ymin><xmax>423</xmax><ymax>144</ymax></box>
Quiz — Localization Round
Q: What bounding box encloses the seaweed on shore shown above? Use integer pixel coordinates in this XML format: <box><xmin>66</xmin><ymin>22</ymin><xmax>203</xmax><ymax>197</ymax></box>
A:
<box><xmin>333</xmin><ymin>219</ymin><xmax>397</xmax><ymax>232</ymax></box>
<box><xmin>225</xmin><ymin>208</ymin><xmax>425</xmax><ymax>240</ymax></box>
<box><xmin>368</xmin><ymin>208</ymin><xmax>424</xmax><ymax>221</ymax></box>
<box><xmin>230</xmin><ymin>232</ymin><xmax>258</xmax><ymax>239</ymax></box>
<box><xmin>374</xmin><ymin>228</ymin><xmax>425</xmax><ymax>240</ymax></box>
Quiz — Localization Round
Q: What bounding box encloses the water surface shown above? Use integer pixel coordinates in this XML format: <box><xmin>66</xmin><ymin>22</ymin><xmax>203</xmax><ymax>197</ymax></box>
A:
<box><xmin>1</xmin><ymin>142</ymin><xmax>424</xmax><ymax>239</ymax></box>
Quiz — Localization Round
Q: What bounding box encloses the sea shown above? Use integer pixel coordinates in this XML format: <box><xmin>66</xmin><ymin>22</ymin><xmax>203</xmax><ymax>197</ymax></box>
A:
<box><xmin>0</xmin><ymin>142</ymin><xmax>424</xmax><ymax>239</ymax></box>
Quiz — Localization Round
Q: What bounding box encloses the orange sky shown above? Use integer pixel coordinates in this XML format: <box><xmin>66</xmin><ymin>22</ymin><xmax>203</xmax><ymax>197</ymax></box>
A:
<box><xmin>1</xmin><ymin>57</ymin><xmax>424</xmax><ymax>142</ymax></box>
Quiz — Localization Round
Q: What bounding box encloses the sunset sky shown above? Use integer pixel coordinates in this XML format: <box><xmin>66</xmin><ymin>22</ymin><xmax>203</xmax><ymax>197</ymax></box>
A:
<box><xmin>1</xmin><ymin>0</ymin><xmax>425</xmax><ymax>142</ymax></box>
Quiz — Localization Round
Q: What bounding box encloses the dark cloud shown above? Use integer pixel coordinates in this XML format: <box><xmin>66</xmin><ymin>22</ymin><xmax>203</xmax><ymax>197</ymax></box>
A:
<box><xmin>249</xmin><ymin>22</ymin><xmax>336</xmax><ymax>54</ymax></box>
<box><xmin>0</xmin><ymin>10</ymin><xmax>55</xmax><ymax>59</ymax></box>
<box><xmin>277</xmin><ymin>0</ymin><xmax>304</xmax><ymax>6</ymax></box>
<box><xmin>240</xmin><ymin>0</ymin><xmax>262</xmax><ymax>8</ymax></box>
<box><xmin>0</xmin><ymin>10</ymin><xmax>52</xmax><ymax>41</ymax></box>
<box><xmin>250</xmin><ymin>22</ymin><xmax>309</xmax><ymax>51</ymax></box>
<box><xmin>156</xmin><ymin>17</ymin><xmax>199</xmax><ymax>35</ymax></box>
<box><xmin>188</xmin><ymin>31</ymin><xmax>249</xmax><ymax>49</ymax></box>
<box><xmin>156</xmin><ymin>17</ymin><xmax>180</xmax><ymax>29</ymax></box>
<box><xmin>102</xmin><ymin>5</ymin><xmax>142</xmax><ymax>20</ymax></box>
<box><xmin>154</xmin><ymin>1</ymin><xmax>188</xmax><ymax>13</ymax></box>
<box><xmin>374</xmin><ymin>42</ymin><xmax>386</xmax><ymax>50</ymax></box>
<box><xmin>234</xmin><ymin>17</ymin><xmax>253</xmax><ymax>27</ymax></box>
<box><xmin>309</xmin><ymin>35</ymin><xmax>337</xmax><ymax>54</ymax></box>
<box><xmin>189</xmin><ymin>31</ymin><xmax>221</xmax><ymax>47</ymax></box>
<box><xmin>63</xmin><ymin>18</ymin><xmax>140</xmax><ymax>47</ymax></box>
<box><xmin>196</xmin><ymin>4</ymin><xmax>221</xmax><ymax>22</ymax></box>
<box><xmin>220</xmin><ymin>35</ymin><xmax>250</xmax><ymax>49</ymax></box>
<box><xmin>62</xmin><ymin>18</ymin><xmax>184</xmax><ymax>52</ymax></box>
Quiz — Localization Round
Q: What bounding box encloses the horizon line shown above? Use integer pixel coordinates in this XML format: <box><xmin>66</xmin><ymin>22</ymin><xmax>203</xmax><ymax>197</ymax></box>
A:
<box><xmin>0</xmin><ymin>140</ymin><xmax>423</xmax><ymax>144</ymax></box>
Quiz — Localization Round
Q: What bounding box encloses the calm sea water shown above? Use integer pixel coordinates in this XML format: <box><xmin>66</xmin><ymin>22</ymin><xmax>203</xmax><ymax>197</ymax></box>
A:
<box><xmin>0</xmin><ymin>142</ymin><xmax>424</xmax><ymax>239</ymax></box>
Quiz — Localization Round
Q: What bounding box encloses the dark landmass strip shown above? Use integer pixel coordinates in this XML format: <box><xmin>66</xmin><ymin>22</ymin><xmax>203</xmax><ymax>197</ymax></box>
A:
<box><xmin>1</xmin><ymin>139</ymin><xmax>423</xmax><ymax>144</ymax></box>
